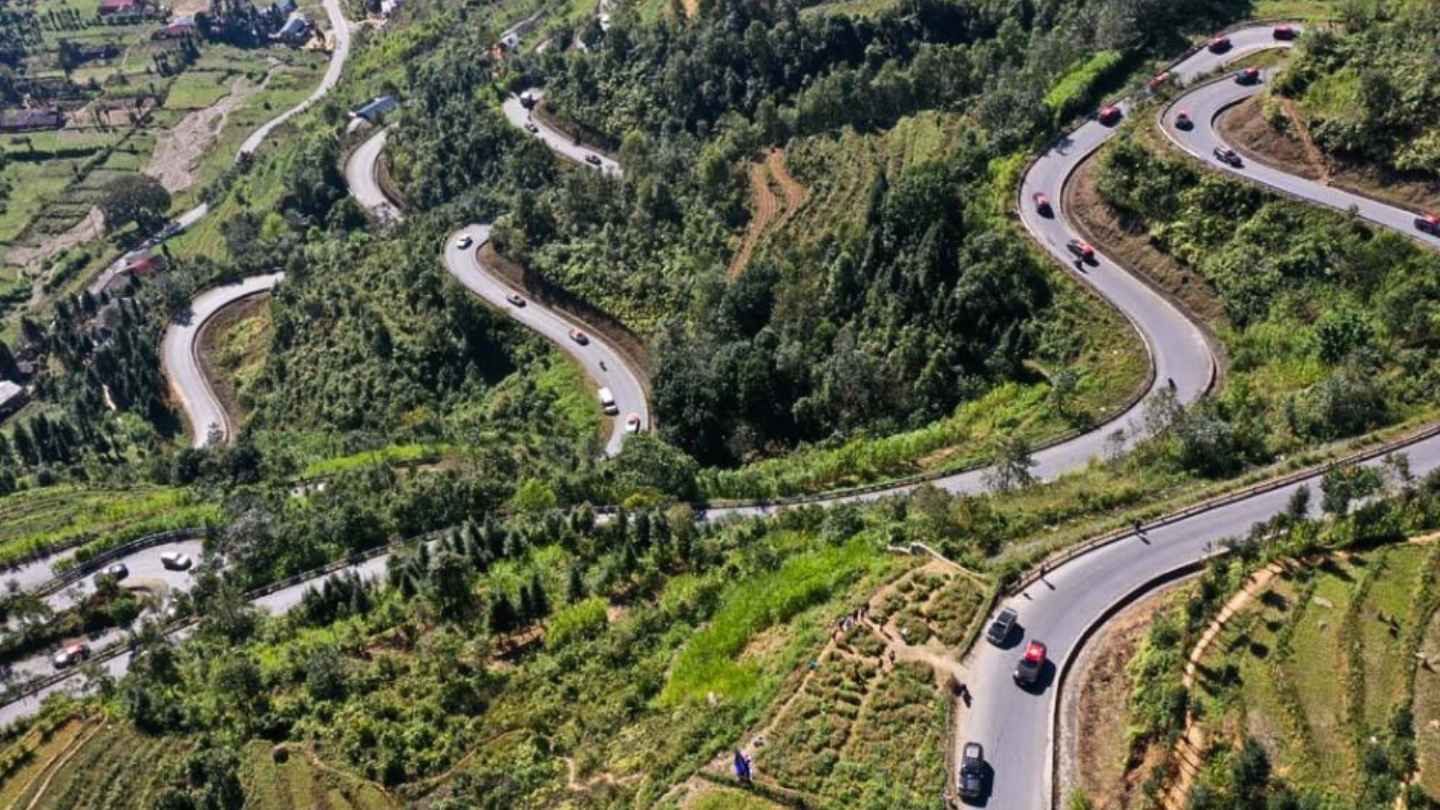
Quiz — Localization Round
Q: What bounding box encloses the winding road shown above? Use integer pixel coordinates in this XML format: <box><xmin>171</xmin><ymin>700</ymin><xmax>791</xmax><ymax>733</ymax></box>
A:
<box><xmin>13</xmin><ymin>21</ymin><xmax>1440</xmax><ymax>810</ymax></box>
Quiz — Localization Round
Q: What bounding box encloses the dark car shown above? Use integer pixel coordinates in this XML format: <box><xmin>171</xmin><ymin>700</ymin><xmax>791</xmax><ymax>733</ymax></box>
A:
<box><xmin>1208</xmin><ymin>36</ymin><xmax>1231</xmax><ymax>53</ymax></box>
<box><xmin>1032</xmin><ymin>192</ymin><xmax>1052</xmax><ymax>216</ymax></box>
<box><xmin>1014</xmin><ymin>640</ymin><xmax>1047</xmax><ymax>687</ymax></box>
<box><xmin>1416</xmin><ymin>214</ymin><xmax>1440</xmax><ymax>236</ymax></box>
<box><xmin>985</xmin><ymin>607</ymin><xmax>1017</xmax><ymax>646</ymax></box>
<box><xmin>958</xmin><ymin>742</ymin><xmax>986</xmax><ymax>800</ymax></box>
<box><xmin>1098</xmin><ymin>105</ymin><xmax>1122</xmax><ymax>126</ymax></box>
<box><xmin>1213</xmin><ymin>146</ymin><xmax>1243</xmax><ymax>167</ymax></box>
<box><xmin>1273</xmin><ymin>25</ymin><xmax>1297</xmax><ymax>40</ymax></box>
<box><xmin>1174</xmin><ymin>110</ymin><xmax>1193</xmax><ymax>130</ymax></box>
<box><xmin>569</xmin><ymin>329</ymin><xmax>589</xmax><ymax>345</ymax></box>
<box><xmin>1066</xmin><ymin>239</ymin><xmax>1096</xmax><ymax>261</ymax></box>
<box><xmin>94</xmin><ymin>562</ymin><xmax>129</xmax><ymax>586</ymax></box>
<box><xmin>1236</xmin><ymin>67</ymin><xmax>1261</xmax><ymax>85</ymax></box>
<box><xmin>584</xmin><ymin>154</ymin><xmax>603</xmax><ymax>166</ymax></box>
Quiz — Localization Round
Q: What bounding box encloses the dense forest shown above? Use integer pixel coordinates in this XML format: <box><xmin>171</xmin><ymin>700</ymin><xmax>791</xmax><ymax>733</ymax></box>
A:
<box><xmin>375</xmin><ymin>0</ymin><xmax>1255</xmax><ymax>467</ymax></box>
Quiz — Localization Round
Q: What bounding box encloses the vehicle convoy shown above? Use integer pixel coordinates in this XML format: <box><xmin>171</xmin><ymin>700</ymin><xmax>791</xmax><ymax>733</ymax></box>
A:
<box><xmin>1418</xmin><ymin>214</ymin><xmax>1440</xmax><ymax>236</ymax></box>
<box><xmin>1014</xmin><ymin>640</ymin><xmax>1047</xmax><ymax>688</ymax></box>
<box><xmin>958</xmin><ymin>742</ymin><xmax>986</xmax><ymax>800</ymax></box>
<box><xmin>598</xmin><ymin>387</ymin><xmax>619</xmax><ymax>416</ymax></box>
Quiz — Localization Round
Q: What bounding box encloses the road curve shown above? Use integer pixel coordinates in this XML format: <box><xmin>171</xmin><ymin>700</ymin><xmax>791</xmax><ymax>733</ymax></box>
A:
<box><xmin>341</xmin><ymin>127</ymin><xmax>648</xmax><ymax>454</ymax></box>
<box><xmin>161</xmin><ymin>273</ymin><xmax>284</xmax><ymax>448</ymax></box>
<box><xmin>958</xmin><ymin>25</ymin><xmax>1436</xmax><ymax>809</ymax></box>
<box><xmin>239</xmin><ymin>0</ymin><xmax>353</xmax><ymax>157</ymax></box>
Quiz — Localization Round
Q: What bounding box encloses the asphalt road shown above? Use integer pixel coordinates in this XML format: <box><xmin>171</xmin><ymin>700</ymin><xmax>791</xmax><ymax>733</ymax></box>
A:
<box><xmin>341</xmin><ymin>127</ymin><xmax>648</xmax><ymax>455</ymax></box>
<box><xmin>501</xmin><ymin>91</ymin><xmax>623</xmax><ymax>177</ymax></box>
<box><xmin>159</xmin><ymin>273</ymin><xmax>284</xmax><ymax>448</ymax></box>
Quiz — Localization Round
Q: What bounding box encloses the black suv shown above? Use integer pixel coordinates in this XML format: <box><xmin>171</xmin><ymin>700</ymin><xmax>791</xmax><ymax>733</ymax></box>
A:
<box><xmin>1213</xmin><ymin>146</ymin><xmax>1243</xmax><ymax>167</ymax></box>
<box><xmin>958</xmin><ymin>742</ymin><xmax>986</xmax><ymax>801</ymax></box>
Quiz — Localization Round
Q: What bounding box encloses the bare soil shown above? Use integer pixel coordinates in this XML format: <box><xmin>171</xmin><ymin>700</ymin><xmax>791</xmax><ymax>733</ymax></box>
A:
<box><xmin>146</xmin><ymin>70</ymin><xmax>273</xmax><ymax>193</ymax></box>
<box><xmin>728</xmin><ymin>158</ymin><xmax>780</xmax><ymax>279</ymax></box>
<box><xmin>1219</xmin><ymin>94</ymin><xmax>1440</xmax><ymax>214</ymax></box>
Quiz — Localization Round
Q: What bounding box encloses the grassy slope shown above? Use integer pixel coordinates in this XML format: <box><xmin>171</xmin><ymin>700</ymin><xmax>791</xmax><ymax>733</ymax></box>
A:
<box><xmin>0</xmin><ymin>484</ymin><xmax>217</xmax><ymax>568</ymax></box>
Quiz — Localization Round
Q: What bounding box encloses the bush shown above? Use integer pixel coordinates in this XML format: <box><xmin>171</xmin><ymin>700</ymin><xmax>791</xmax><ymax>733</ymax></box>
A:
<box><xmin>546</xmin><ymin>596</ymin><xmax>608</xmax><ymax>649</ymax></box>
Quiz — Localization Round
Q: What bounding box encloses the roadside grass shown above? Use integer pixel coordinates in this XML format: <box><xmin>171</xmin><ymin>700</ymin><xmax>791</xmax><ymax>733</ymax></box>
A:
<box><xmin>299</xmin><ymin>443</ymin><xmax>459</xmax><ymax>478</ymax></box>
<box><xmin>240</xmin><ymin>739</ymin><xmax>397</xmax><ymax>810</ymax></box>
<box><xmin>660</xmin><ymin>534</ymin><xmax>894</xmax><ymax>706</ymax></box>
<box><xmin>8</xmin><ymin>721</ymin><xmax>191</xmax><ymax>809</ymax></box>
<box><xmin>0</xmin><ymin>484</ymin><xmax>217</xmax><ymax>569</ymax></box>
<box><xmin>1250</xmin><ymin>0</ymin><xmax>1338</xmax><ymax>18</ymax></box>
<box><xmin>535</xmin><ymin>355</ymin><xmax>603</xmax><ymax>439</ymax></box>
<box><xmin>163</xmin><ymin>72</ymin><xmax>236</xmax><ymax>109</ymax></box>
<box><xmin>201</xmin><ymin>294</ymin><xmax>274</xmax><ymax>424</ymax></box>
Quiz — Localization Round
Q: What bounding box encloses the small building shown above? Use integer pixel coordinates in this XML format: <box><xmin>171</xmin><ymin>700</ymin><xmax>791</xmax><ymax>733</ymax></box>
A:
<box><xmin>152</xmin><ymin>15</ymin><xmax>197</xmax><ymax>39</ymax></box>
<box><xmin>0</xmin><ymin>108</ymin><xmax>63</xmax><ymax>132</ymax></box>
<box><xmin>0</xmin><ymin>380</ymin><xmax>28</xmax><ymax>423</ymax></box>
<box><xmin>99</xmin><ymin>0</ymin><xmax>140</xmax><ymax>15</ymax></box>
<box><xmin>275</xmin><ymin>12</ymin><xmax>312</xmax><ymax>44</ymax></box>
<box><xmin>350</xmin><ymin>95</ymin><xmax>397</xmax><ymax>124</ymax></box>
<box><xmin>379</xmin><ymin>0</ymin><xmax>401</xmax><ymax>16</ymax></box>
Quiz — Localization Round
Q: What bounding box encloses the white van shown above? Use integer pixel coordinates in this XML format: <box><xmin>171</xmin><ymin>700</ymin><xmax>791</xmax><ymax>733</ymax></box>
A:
<box><xmin>597</xmin><ymin>387</ymin><xmax>619</xmax><ymax>415</ymax></box>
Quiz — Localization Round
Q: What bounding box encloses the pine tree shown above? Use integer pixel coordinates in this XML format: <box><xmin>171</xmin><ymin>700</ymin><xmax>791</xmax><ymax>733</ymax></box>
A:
<box><xmin>11</xmin><ymin>422</ymin><xmax>35</xmax><ymax>465</ymax></box>
<box><xmin>529</xmin><ymin>573</ymin><xmax>549</xmax><ymax>619</ymax></box>
<box><xmin>488</xmin><ymin>593</ymin><xmax>517</xmax><ymax>634</ymax></box>
<box><xmin>567</xmin><ymin>564</ymin><xmax>586</xmax><ymax>602</ymax></box>
<box><xmin>0</xmin><ymin>338</ymin><xmax>17</xmax><ymax>379</ymax></box>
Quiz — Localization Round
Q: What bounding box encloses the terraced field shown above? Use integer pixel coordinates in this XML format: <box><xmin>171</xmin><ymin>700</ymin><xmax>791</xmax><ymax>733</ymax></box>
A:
<box><xmin>241</xmin><ymin>742</ymin><xmax>398</xmax><ymax>810</ymax></box>
<box><xmin>6</xmin><ymin>722</ymin><xmax>192</xmax><ymax>809</ymax></box>
<box><xmin>1190</xmin><ymin>542</ymin><xmax>1440</xmax><ymax>803</ymax></box>
<box><xmin>0</xmin><ymin>484</ymin><xmax>217</xmax><ymax>568</ymax></box>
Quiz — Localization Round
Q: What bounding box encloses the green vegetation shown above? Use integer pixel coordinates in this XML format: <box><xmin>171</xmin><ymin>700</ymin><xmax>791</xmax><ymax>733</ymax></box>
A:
<box><xmin>1275</xmin><ymin>3</ymin><xmax>1440</xmax><ymax>180</ymax></box>
<box><xmin>1096</xmin><ymin>132</ymin><xmax>1440</xmax><ymax>476</ymax></box>
<box><xmin>1045</xmin><ymin>49</ymin><xmax>1127</xmax><ymax>127</ymax></box>
<box><xmin>0</xmin><ymin>484</ymin><xmax>216</xmax><ymax>568</ymax></box>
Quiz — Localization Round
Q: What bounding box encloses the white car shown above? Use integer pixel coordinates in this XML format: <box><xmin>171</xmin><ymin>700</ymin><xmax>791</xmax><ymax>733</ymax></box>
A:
<box><xmin>53</xmin><ymin>642</ymin><xmax>89</xmax><ymax>669</ymax></box>
<box><xmin>455</xmin><ymin>235</ymin><xmax>473</xmax><ymax>249</ymax></box>
<box><xmin>625</xmin><ymin>413</ymin><xmax>642</xmax><ymax>433</ymax></box>
<box><xmin>160</xmin><ymin>551</ymin><xmax>193</xmax><ymax>571</ymax></box>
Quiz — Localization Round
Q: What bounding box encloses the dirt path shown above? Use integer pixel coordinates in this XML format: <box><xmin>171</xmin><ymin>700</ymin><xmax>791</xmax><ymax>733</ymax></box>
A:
<box><xmin>146</xmin><ymin>67</ymin><xmax>275</xmax><ymax>193</ymax></box>
<box><xmin>728</xmin><ymin>158</ymin><xmax>780</xmax><ymax>279</ymax></box>
<box><xmin>767</xmin><ymin>149</ymin><xmax>808</xmax><ymax>215</ymax></box>
<box><xmin>1161</xmin><ymin>562</ymin><xmax>1287</xmax><ymax>809</ymax></box>
<box><xmin>21</xmin><ymin>719</ymin><xmax>105</xmax><ymax>810</ymax></box>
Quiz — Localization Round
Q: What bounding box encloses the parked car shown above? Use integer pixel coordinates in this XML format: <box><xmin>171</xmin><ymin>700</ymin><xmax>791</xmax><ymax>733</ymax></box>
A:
<box><xmin>1098</xmin><ymin>105</ymin><xmax>1122</xmax><ymax>126</ymax></box>
<box><xmin>985</xmin><ymin>607</ymin><xmax>1017</xmax><ymax>646</ymax></box>
<box><xmin>1032</xmin><ymin>192</ymin><xmax>1052</xmax><ymax>216</ymax></box>
<box><xmin>455</xmin><ymin>235</ymin><xmax>473</xmax><ymax>249</ymax></box>
<box><xmin>1066</xmin><ymin>239</ymin><xmax>1096</xmax><ymax>261</ymax></box>
<box><xmin>569</xmin><ymin>329</ymin><xmax>589</xmax><ymax>345</ymax></box>
<box><xmin>1273</xmin><ymin>24</ymin><xmax>1297</xmax><ymax>40</ymax></box>
<box><xmin>94</xmin><ymin>562</ymin><xmax>128</xmax><ymax>586</ymax></box>
<box><xmin>1014</xmin><ymin>640</ymin><xmax>1047</xmax><ymax>687</ymax></box>
<box><xmin>1174</xmin><ymin>110</ymin><xmax>1193</xmax><ymax>130</ymax></box>
<box><xmin>1213</xmin><ymin>146</ymin><xmax>1243</xmax><ymax>167</ymax></box>
<box><xmin>584</xmin><ymin>154</ymin><xmax>603</xmax><ymax>166</ymax></box>
<box><xmin>958</xmin><ymin>742</ymin><xmax>986</xmax><ymax>800</ymax></box>
<box><xmin>160</xmin><ymin>551</ymin><xmax>192</xmax><ymax>571</ymax></box>
<box><xmin>506</xmin><ymin>293</ymin><xmax>526</xmax><ymax>307</ymax></box>
<box><xmin>1236</xmin><ymin>67</ymin><xmax>1261</xmax><ymax>85</ymax></box>
<box><xmin>625</xmin><ymin>413</ymin><xmax>642</xmax><ymax>433</ymax></box>
<box><xmin>1415</xmin><ymin>214</ymin><xmax>1440</xmax><ymax>236</ymax></box>
<box><xmin>1208</xmin><ymin>36</ymin><xmax>1231</xmax><ymax>53</ymax></box>
<box><xmin>53</xmin><ymin>642</ymin><xmax>90</xmax><ymax>669</ymax></box>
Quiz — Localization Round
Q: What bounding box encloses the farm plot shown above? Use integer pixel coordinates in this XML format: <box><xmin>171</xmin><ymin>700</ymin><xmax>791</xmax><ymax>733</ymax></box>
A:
<box><xmin>743</xmin><ymin>563</ymin><xmax>981</xmax><ymax>808</ymax></box>
<box><xmin>8</xmin><ymin>722</ymin><xmax>192</xmax><ymax>809</ymax></box>
<box><xmin>241</xmin><ymin>741</ymin><xmax>398</xmax><ymax>810</ymax></box>
<box><xmin>1188</xmin><ymin>542</ymin><xmax>1440</xmax><ymax>805</ymax></box>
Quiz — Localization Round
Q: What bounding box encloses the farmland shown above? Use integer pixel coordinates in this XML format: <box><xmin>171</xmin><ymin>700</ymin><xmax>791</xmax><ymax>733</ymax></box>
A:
<box><xmin>0</xmin><ymin>483</ymin><xmax>217</xmax><ymax>569</ymax></box>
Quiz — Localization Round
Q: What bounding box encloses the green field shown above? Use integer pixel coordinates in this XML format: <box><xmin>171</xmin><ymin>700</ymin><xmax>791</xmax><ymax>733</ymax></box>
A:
<box><xmin>0</xmin><ymin>484</ymin><xmax>217</xmax><ymax>568</ymax></box>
